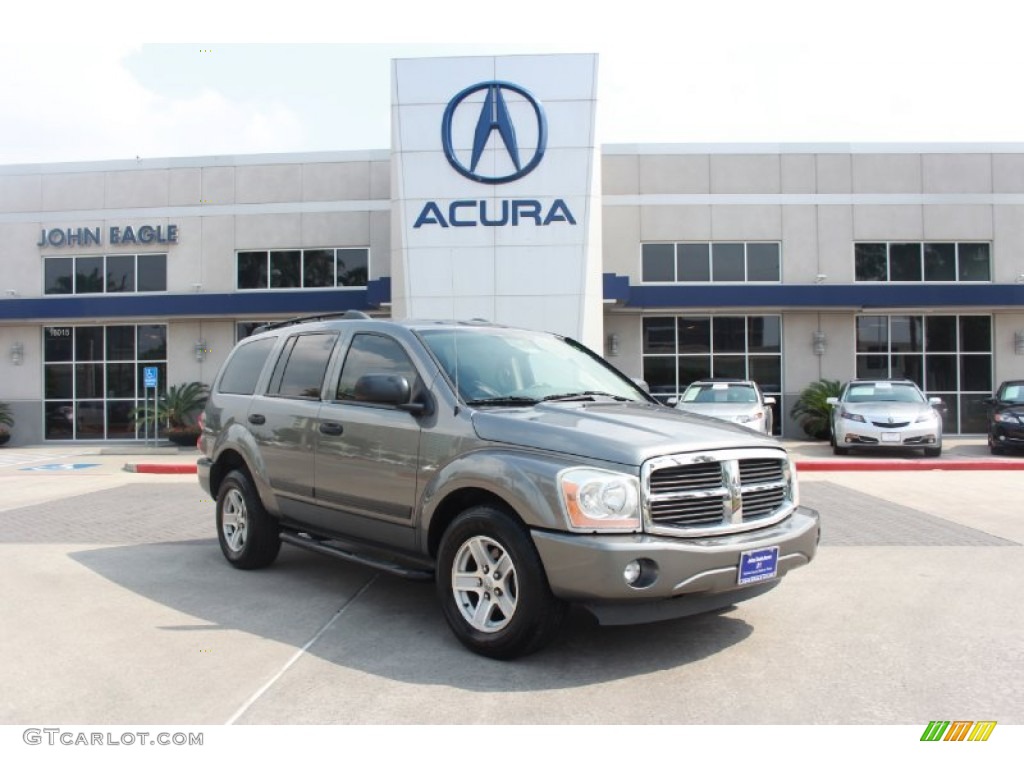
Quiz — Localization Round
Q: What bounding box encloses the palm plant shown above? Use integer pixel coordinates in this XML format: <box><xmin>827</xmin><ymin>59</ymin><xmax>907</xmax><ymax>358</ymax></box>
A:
<box><xmin>789</xmin><ymin>379</ymin><xmax>842</xmax><ymax>439</ymax></box>
<box><xmin>0</xmin><ymin>401</ymin><xmax>13</xmax><ymax>438</ymax></box>
<box><xmin>132</xmin><ymin>382</ymin><xmax>209</xmax><ymax>432</ymax></box>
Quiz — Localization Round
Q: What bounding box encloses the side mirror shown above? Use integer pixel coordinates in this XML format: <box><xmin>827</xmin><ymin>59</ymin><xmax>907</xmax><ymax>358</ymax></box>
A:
<box><xmin>354</xmin><ymin>374</ymin><xmax>411</xmax><ymax>405</ymax></box>
<box><xmin>354</xmin><ymin>374</ymin><xmax>432</xmax><ymax>415</ymax></box>
<box><xmin>825</xmin><ymin>397</ymin><xmax>839</xmax><ymax>406</ymax></box>
<box><xmin>666</xmin><ymin>396</ymin><xmax>679</xmax><ymax>406</ymax></box>
<box><xmin>764</xmin><ymin>396</ymin><xmax>777</xmax><ymax>405</ymax></box>
<box><xmin>631</xmin><ymin>378</ymin><xmax>650</xmax><ymax>393</ymax></box>
<box><xmin>928</xmin><ymin>397</ymin><xmax>945</xmax><ymax>408</ymax></box>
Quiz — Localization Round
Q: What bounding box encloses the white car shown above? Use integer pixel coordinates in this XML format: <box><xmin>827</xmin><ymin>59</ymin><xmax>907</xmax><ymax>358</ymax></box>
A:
<box><xmin>673</xmin><ymin>379</ymin><xmax>776</xmax><ymax>435</ymax></box>
<box><xmin>826</xmin><ymin>379</ymin><xmax>943</xmax><ymax>457</ymax></box>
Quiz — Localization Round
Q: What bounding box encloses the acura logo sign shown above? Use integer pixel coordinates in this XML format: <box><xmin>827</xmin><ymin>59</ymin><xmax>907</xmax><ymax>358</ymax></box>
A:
<box><xmin>441</xmin><ymin>81</ymin><xmax>548</xmax><ymax>184</ymax></box>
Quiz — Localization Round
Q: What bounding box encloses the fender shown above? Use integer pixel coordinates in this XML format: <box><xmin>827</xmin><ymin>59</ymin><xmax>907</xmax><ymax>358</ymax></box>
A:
<box><xmin>417</xmin><ymin>447</ymin><xmax>622</xmax><ymax>545</ymax></box>
<box><xmin>210</xmin><ymin>418</ymin><xmax>280</xmax><ymax>515</ymax></box>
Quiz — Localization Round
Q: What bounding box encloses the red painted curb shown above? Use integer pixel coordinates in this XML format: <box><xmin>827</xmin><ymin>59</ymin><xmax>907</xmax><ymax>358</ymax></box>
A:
<box><xmin>796</xmin><ymin>459</ymin><xmax>1024</xmax><ymax>472</ymax></box>
<box><xmin>124</xmin><ymin>463</ymin><xmax>198</xmax><ymax>474</ymax></box>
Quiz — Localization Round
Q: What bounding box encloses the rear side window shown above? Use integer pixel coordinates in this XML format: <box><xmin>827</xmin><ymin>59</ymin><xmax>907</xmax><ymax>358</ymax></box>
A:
<box><xmin>267</xmin><ymin>333</ymin><xmax>338</xmax><ymax>399</ymax></box>
<box><xmin>217</xmin><ymin>337</ymin><xmax>276</xmax><ymax>395</ymax></box>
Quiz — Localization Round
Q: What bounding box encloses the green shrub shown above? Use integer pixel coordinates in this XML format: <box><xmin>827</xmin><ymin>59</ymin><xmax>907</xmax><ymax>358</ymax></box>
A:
<box><xmin>789</xmin><ymin>379</ymin><xmax>841</xmax><ymax>439</ymax></box>
<box><xmin>132</xmin><ymin>382</ymin><xmax>209</xmax><ymax>432</ymax></box>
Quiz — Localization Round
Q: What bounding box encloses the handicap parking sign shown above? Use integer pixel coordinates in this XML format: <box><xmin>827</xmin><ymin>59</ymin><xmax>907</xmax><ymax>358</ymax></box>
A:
<box><xmin>143</xmin><ymin>366</ymin><xmax>159</xmax><ymax>389</ymax></box>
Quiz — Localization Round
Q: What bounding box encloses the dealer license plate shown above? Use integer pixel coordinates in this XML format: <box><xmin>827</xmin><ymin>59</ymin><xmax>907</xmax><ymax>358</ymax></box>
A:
<box><xmin>738</xmin><ymin>546</ymin><xmax>779</xmax><ymax>585</ymax></box>
<box><xmin>881</xmin><ymin>432</ymin><xmax>901</xmax><ymax>443</ymax></box>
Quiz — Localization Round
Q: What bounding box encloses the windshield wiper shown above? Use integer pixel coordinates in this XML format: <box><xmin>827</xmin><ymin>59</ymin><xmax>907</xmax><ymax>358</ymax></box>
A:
<box><xmin>541</xmin><ymin>391</ymin><xmax>631</xmax><ymax>402</ymax></box>
<box><xmin>464</xmin><ymin>396</ymin><xmax>540</xmax><ymax>406</ymax></box>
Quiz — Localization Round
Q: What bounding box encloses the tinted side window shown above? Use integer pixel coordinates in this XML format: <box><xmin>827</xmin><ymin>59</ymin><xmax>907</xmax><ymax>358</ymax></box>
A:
<box><xmin>336</xmin><ymin>334</ymin><xmax>418</xmax><ymax>401</ymax></box>
<box><xmin>268</xmin><ymin>333</ymin><xmax>338</xmax><ymax>399</ymax></box>
<box><xmin>218</xmin><ymin>337</ymin><xmax>276</xmax><ymax>395</ymax></box>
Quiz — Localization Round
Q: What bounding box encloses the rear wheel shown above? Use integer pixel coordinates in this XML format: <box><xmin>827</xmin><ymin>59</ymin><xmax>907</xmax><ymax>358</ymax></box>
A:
<box><xmin>216</xmin><ymin>469</ymin><xmax>281</xmax><ymax>569</ymax></box>
<box><xmin>436</xmin><ymin>505</ymin><xmax>567</xmax><ymax>660</ymax></box>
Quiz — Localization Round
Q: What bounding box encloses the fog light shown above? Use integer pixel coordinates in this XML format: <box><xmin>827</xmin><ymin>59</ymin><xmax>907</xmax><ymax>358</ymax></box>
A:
<box><xmin>623</xmin><ymin>558</ymin><xmax>659</xmax><ymax>589</ymax></box>
<box><xmin>624</xmin><ymin>560</ymin><xmax>641</xmax><ymax>585</ymax></box>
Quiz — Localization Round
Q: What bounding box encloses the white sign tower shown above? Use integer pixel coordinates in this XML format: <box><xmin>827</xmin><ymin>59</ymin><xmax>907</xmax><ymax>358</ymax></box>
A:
<box><xmin>390</xmin><ymin>54</ymin><xmax>603</xmax><ymax>351</ymax></box>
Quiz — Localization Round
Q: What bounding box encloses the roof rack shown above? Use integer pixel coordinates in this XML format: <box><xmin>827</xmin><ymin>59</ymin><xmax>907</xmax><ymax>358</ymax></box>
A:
<box><xmin>252</xmin><ymin>310</ymin><xmax>372</xmax><ymax>334</ymax></box>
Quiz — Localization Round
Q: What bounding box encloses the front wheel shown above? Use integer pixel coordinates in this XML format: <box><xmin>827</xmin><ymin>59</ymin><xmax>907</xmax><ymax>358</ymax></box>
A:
<box><xmin>923</xmin><ymin>445</ymin><xmax>942</xmax><ymax>458</ymax></box>
<box><xmin>436</xmin><ymin>506</ymin><xmax>567</xmax><ymax>660</ymax></box>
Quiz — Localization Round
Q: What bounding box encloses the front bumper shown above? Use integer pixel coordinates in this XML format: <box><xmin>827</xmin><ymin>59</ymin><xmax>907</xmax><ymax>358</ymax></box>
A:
<box><xmin>991</xmin><ymin>423</ymin><xmax>1024</xmax><ymax>450</ymax></box>
<box><xmin>835</xmin><ymin>421</ymin><xmax>939</xmax><ymax>448</ymax></box>
<box><xmin>531</xmin><ymin>506</ymin><xmax>819</xmax><ymax>625</ymax></box>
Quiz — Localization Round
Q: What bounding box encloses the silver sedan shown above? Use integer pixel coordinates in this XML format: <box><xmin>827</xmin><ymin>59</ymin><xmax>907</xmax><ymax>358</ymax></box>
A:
<box><xmin>673</xmin><ymin>380</ymin><xmax>776</xmax><ymax>435</ymax></box>
<box><xmin>827</xmin><ymin>379</ymin><xmax>943</xmax><ymax>457</ymax></box>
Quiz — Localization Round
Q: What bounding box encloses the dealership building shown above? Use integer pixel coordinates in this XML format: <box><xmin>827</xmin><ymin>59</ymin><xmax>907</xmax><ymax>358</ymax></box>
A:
<box><xmin>1</xmin><ymin>52</ymin><xmax>1023</xmax><ymax>445</ymax></box>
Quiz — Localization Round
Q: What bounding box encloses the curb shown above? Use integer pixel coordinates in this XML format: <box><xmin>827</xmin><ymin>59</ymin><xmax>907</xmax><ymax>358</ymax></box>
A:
<box><xmin>796</xmin><ymin>459</ymin><xmax>1024</xmax><ymax>472</ymax></box>
<box><xmin>123</xmin><ymin>463</ymin><xmax>198</xmax><ymax>475</ymax></box>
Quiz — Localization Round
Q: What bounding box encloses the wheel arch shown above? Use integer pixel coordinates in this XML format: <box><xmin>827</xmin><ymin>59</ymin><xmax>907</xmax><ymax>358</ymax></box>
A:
<box><xmin>426</xmin><ymin>488</ymin><xmax>518</xmax><ymax>559</ymax></box>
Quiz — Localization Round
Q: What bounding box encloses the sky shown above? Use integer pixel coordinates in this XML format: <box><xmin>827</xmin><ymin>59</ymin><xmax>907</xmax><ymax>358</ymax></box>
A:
<box><xmin>3</xmin><ymin>0</ymin><xmax>1024</xmax><ymax>166</ymax></box>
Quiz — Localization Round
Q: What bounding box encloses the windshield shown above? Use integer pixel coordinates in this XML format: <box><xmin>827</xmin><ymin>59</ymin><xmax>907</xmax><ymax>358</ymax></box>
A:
<box><xmin>418</xmin><ymin>328</ymin><xmax>649</xmax><ymax>405</ymax></box>
<box><xmin>998</xmin><ymin>383</ymin><xmax>1024</xmax><ymax>403</ymax></box>
<box><xmin>682</xmin><ymin>383</ymin><xmax>757</xmax><ymax>404</ymax></box>
<box><xmin>846</xmin><ymin>382</ymin><xmax>926</xmax><ymax>404</ymax></box>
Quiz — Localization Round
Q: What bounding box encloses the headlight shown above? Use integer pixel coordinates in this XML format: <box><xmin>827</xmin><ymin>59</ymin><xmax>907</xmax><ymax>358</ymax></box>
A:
<box><xmin>995</xmin><ymin>412</ymin><xmax>1022</xmax><ymax>424</ymax></box>
<box><xmin>785</xmin><ymin>455</ymin><xmax>800</xmax><ymax>509</ymax></box>
<box><xmin>915</xmin><ymin>411</ymin><xmax>939</xmax><ymax>423</ymax></box>
<box><xmin>735</xmin><ymin>411</ymin><xmax>764</xmax><ymax>423</ymax></box>
<box><xmin>558</xmin><ymin>468</ymin><xmax>641</xmax><ymax>531</ymax></box>
<box><xmin>840</xmin><ymin>408</ymin><xmax>866</xmax><ymax>423</ymax></box>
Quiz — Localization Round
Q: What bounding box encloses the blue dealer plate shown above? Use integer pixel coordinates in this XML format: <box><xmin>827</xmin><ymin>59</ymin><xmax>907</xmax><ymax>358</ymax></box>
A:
<box><xmin>738</xmin><ymin>546</ymin><xmax>779</xmax><ymax>585</ymax></box>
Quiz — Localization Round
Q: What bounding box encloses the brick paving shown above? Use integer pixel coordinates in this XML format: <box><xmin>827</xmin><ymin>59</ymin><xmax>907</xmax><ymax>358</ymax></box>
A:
<box><xmin>0</xmin><ymin>478</ymin><xmax>1017</xmax><ymax>549</ymax></box>
<box><xmin>802</xmin><ymin>481</ymin><xmax>1019</xmax><ymax>547</ymax></box>
<box><xmin>0</xmin><ymin>483</ymin><xmax>212</xmax><ymax>544</ymax></box>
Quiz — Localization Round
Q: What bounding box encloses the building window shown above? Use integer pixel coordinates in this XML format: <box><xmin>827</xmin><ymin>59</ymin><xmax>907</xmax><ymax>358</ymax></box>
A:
<box><xmin>854</xmin><ymin>242</ymin><xmax>991</xmax><ymax>282</ymax></box>
<box><xmin>236</xmin><ymin>321</ymin><xmax>277</xmax><ymax>342</ymax></box>
<box><xmin>854</xmin><ymin>314</ymin><xmax>991</xmax><ymax>433</ymax></box>
<box><xmin>641</xmin><ymin>315</ymin><xmax>783</xmax><ymax>433</ymax></box>
<box><xmin>237</xmin><ymin>248</ymin><xmax>369</xmax><ymax>290</ymax></box>
<box><xmin>42</xmin><ymin>324</ymin><xmax>167</xmax><ymax>440</ymax></box>
<box><xmin>641</xmin><ymin>242</ymin><xmax>780</xmax><ymax>283</ymax></box>
<box><xmin>43</xmin><ymin>255</ymin><xmax>167</xmax><ymax>295</ymax></box>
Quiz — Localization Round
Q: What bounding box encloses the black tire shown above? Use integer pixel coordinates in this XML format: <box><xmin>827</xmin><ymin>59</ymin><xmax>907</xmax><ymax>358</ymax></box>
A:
<box><xmin>216</xmin><ymin>469</ymin><xmax>281</xmax><ymax>569</ymax></box>
<box><xmin>436</xmin><ymin>505</ymin><xmax>567</xmax><ymax>660</ymax></box>
<box><xmin>923</xmin><ymin>446</ymin><xmax>942</xmax><ymax>458</ymax></box>
<box><xmin>990</xmin><ymin>443</ymin><xmax>1006</xmax><ymax>456</ymax></box>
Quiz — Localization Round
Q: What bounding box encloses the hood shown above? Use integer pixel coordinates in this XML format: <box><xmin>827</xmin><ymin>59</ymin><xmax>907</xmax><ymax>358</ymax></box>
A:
<box><xmin>471</xmin><ymin>401</ymin><xmax>780</xmax><ymax>467</ymax></box>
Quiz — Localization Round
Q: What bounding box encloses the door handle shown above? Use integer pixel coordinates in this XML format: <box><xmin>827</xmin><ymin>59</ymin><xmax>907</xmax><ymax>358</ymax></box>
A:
<box><xmin>319</xmin><ymin>422</ymin><xmax>344</xmax><ymax>436</ymax></box>
<box><xmin>248</xmin><ymin>414</ymin><xmax>266</xmax><ymax>425</ymax></box>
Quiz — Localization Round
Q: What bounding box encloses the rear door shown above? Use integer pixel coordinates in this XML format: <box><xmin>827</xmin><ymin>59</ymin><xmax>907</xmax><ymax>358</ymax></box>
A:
<box><xmin>247</xmin><ymin>331</ymin><xmax>340</xmax><ymax>507</ymax></box>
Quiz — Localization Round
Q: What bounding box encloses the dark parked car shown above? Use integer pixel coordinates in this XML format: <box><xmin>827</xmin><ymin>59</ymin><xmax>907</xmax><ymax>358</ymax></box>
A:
<box><xmin>984</xmin><ymin>380</ymin><xmax>1024</xmax><ymax>455</ymax></box>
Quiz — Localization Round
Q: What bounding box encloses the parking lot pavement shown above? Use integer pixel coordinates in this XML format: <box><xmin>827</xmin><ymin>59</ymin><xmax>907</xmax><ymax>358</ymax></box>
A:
<box><xmin>0</xmin><ymin>447</ymin><xmax>1022</xmax><ymax>726</ymax></box>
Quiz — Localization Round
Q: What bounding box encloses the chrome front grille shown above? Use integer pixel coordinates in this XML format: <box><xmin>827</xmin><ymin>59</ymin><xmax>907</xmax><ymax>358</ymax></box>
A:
<box><xmin>643</xmin><ymin>449</ymin><xmax>794</xmax><ymax>537</ymax></box>
<box><xmin>871</xmin><ymin>420</ymin><xmax>910</xmax><ymax>428</ymax></box>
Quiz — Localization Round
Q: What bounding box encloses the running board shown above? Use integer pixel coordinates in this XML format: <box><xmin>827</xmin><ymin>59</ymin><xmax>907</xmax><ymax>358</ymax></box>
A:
<box><xmin>279</xmin><ymin>531</ymin><xmax>434</xmax><ymax>581</ymax></box>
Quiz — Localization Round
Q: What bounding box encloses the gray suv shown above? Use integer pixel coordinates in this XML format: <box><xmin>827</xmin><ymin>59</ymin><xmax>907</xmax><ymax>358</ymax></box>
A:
<box><xmin>198</xmin><ymin>313</ymin><xmax>819</xmax><ymax>659</ymax></box>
